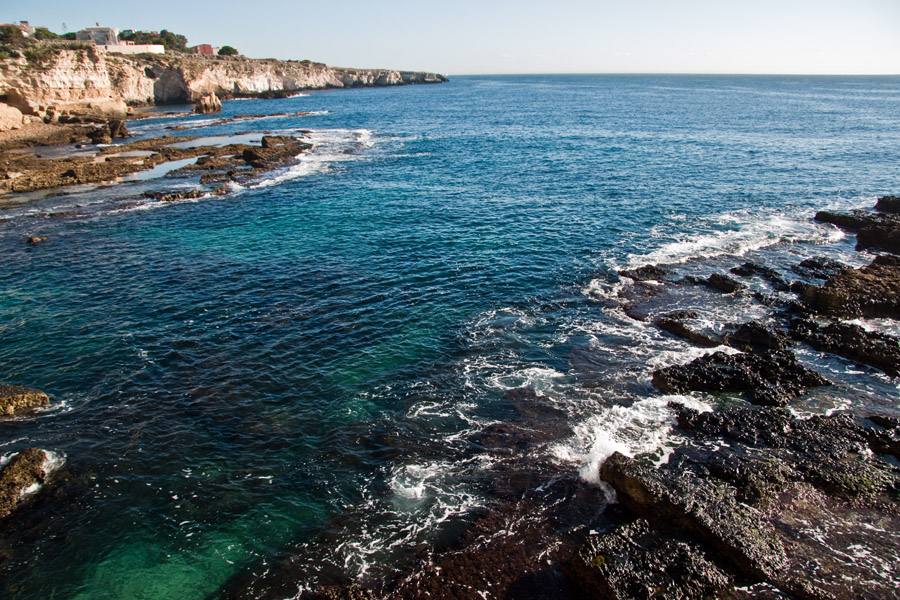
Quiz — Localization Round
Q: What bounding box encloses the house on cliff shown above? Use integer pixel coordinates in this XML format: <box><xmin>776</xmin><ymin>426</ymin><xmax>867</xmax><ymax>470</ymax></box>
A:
<box><xmin>190</xmin><ymin>44</ymin><xmax>220</xmax><ymax>56</ymax></box>
<box><xmin>75</xmin><ymin>25</ymin><xmax>165</xmax><ymax>55</ymax></box>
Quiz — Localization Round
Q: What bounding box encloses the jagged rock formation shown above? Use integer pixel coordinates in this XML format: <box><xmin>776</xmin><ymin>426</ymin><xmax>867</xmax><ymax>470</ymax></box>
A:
<box><xmin>0</xmin><ymin>46</ymin><xmax>448</xmax><ymax>123</ymax></box>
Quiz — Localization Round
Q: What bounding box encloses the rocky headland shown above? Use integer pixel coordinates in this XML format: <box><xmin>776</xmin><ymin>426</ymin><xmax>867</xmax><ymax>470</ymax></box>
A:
<box><xmin>0</xmin><ymin>45</ymin><xmax>447</xmax><ymax>129</ymax></box>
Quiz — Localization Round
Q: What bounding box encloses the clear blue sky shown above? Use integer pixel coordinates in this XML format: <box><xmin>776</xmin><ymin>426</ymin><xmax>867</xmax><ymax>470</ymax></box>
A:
<box><xmin>6</xmin><ymin>0</ymin><xmax>900</xmax><ymax>75</ymax></box>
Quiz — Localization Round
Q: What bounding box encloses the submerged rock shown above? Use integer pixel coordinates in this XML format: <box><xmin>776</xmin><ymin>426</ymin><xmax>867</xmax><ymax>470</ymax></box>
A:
<box><xmin>791</xmin><ymin>257</ymin><xmax>847</xmax><ymax>281</ymax></box>
<box><xmin>142</xmin><ymin>189</ymin><xmax>207</xmax><ymax>202</ymax></box>
<box><xmin>0</xmin><ymin>448</ymin><xmax>49</xmax><ymax>519</ymax></box>
<box><xmin>654</xmin><ymin>312</ymin><xmax>721</xmax><ymax>347</ymax></box>
<box><xmin>0</xmin><ymin>383</ymin><xmax>49</xmax><ymax>416</ymax></box>
<box><xmin>802</xmin><ymin>255</ymin><xmax>900</xmax><ymax>319</ymax></box>
<box><xmin>651</xmin><ymin>350</ymin><xmax>828</xmax><ymax>406</ymax></box>
<box><xmin>307</xmin><ymin>585</ymin><xmax>376</xmax><ymax>600</ymax></box>
<box><xmin>730</xmin><ymin>261</ymin><xmax>791</xmax><ymax>291</ymax></box>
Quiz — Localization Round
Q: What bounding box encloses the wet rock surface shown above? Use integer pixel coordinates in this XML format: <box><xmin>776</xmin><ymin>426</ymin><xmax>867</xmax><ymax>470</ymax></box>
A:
<box><xmin>790</xmin><ymin>318</ymin><xmax>900</xmax><ymax>377</ymax></box>
<box><xmin>651</xmin><ymin>350</ymin><xmax>829</xmax><ymax>406</ymax></box>
<box><xmin>802</xmin><ymin>255</ymin><xmax>900</xmax><ymax>319</ymax></box>
<box><xmin>0</xmin><ymin>383</ymin><xmax>48</xmax><ymax>417</ymax></box>
<box><xmin>815</xmin><ymin>206</ymin><xmax>900</xmax><ymax>254</ymax></box>
<box><xmin>585</xmin><ymin>404</ymin><xmax>900</xmax><ymax>600</ymax></box>
<box><xmin>0</xmin><ymin>448</ymin><xmax>48</xmax><ymax>520</ymax></box>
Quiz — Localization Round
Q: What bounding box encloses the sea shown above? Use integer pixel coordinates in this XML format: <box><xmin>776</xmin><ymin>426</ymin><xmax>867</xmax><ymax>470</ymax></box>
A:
<box><xmin>1</xmin><ymin>74</ymin><xmax>899</xmax><ymax>599</ymax></box>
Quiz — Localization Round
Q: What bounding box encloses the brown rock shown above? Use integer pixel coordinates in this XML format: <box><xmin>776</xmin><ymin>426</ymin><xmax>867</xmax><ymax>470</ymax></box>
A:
<box><xmin>802</xmin><ymin>255</ymin><xmax>900</xmax><ymax>319</ymax></box>
<box><xmin>0</xmin><ymin>383</ymin><xmax>49</xmax><ymax>416</ymax></box>
<box><xmin>0</xmin><ymin>448</ymin><xmax>47</xmax><ymax>519</ymax></box>
<box><xmin>194</xmin><ymin>93</ymin><xmax>223</xmax><ymax>114</ymax></box>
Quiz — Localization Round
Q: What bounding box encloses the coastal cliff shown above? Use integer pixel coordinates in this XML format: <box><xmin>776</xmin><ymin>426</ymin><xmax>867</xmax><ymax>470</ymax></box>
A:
<box><xmin>0</xmin><ymin>46</ymin><xmax>447</xmax><ymax>123</ymax></box>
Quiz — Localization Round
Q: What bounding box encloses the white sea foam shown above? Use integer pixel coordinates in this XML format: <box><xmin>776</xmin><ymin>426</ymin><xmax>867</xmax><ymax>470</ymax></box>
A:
<box><xmin>623</xmin><ymin>210</ymin><xmax>844</xmax><ymax>270</ymax></box>
<box><xmin>552</xmin><ymin>395</ymin><xmax>711</xmax><ymax>484</ymax></box>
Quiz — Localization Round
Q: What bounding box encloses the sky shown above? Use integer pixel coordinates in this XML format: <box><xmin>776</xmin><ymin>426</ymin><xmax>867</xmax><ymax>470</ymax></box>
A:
<box><xmin>5</xmin><ymin>0</ymin><xmax>900</xmax><ymax>75</ymax></box>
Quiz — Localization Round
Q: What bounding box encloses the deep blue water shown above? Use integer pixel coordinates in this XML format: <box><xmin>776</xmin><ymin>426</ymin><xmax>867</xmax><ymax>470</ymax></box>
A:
<box><xmin>1</xmin><ymin>74</ymin><xmax>900</xmax><ymax>599</ymax></box>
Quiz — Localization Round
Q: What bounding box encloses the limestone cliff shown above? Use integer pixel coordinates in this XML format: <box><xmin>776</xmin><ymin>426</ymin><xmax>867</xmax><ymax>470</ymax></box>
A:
<box><xmin>0</xmin><ymin>46</ymin><xmax>447</xmax><ymax>123</ymax></box>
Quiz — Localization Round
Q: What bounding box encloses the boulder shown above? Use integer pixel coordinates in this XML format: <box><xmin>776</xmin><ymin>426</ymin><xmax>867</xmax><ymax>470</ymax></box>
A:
<box><xmin>802</xmin><ymin>255</ymin><xmax>900</xmax><ymax>319</ymax></box>
<box><xmin>0</xmin><ymin>448</ymin><xmax>48</xmax><ymax>519</ymax></box>
<box><xmin>87</xmin><ymin>125</ymin><xmax>112</xmax><ymax>145</ymax></box>
<box><xmin>730</xmin><ymin>261</ymin><xmax>791</xmax><ymax>291</ymax></box>
<box><xmin>875</xmin><ymin>195</ymin><xmax>900</xmax><ymax>214</ymax></box>
<box><xmin>108</xmin><ymin>119</ymin><xmax>130</xmax><ymax>139</ymax></box>
<box><xmin>651</xmin><ymin>350</ymin><xmax>828</xmax><ymax>406</ymax></box>
<box><xmin>0</xmin><ymin>103</ymin><xmax>25</xmax><ymax>132</ymax></box>
<box><xmin>813</xmin><ymin>207</ymin><xmax>900</xmax><ymax>254</ymax></box>
<box><xmin>194</xmin><ymin>93</ymin><xmax>222</xmax><ymax>114</ymax></box>
<box><xmin>0</xmin><ymin>383</ymin><xmax>49</xmax><ymax>416</ymax></box>
<box><xmin>724</xmin><ymin>322</ymin><xmax>789</xmax><ymax>352</ymax></box>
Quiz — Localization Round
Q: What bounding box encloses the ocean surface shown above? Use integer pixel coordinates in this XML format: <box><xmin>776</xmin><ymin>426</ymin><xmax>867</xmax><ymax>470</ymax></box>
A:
<box><xmin>1</xmin><ymin>74</ymin><xmax>900</xmax><ymax>599</ymax></box>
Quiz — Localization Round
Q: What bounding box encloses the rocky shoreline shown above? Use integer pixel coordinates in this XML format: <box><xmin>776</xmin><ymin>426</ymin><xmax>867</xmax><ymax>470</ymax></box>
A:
<box><xmin>296</xmin><ymin>198</ymin><xmax>900</xmax><ymax>600</ymax></box>
<box><xmin>2</xmin><ymin>196</ymin><xmax>899</xmax><ymax>598</ymax></box>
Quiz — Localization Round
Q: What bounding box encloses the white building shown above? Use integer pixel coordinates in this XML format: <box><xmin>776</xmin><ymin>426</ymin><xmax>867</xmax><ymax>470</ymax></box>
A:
<box><xmin>75</xmin><ymin>25</ymin><xmax>165</xmax><ymax>54</ymax></box>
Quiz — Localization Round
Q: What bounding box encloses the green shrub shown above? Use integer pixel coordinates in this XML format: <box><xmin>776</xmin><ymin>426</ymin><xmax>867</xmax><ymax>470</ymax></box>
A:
<box><xmin>218</xmin><ymin>45</ymin><xmax>238</xmax><ymax>56</ymax></box>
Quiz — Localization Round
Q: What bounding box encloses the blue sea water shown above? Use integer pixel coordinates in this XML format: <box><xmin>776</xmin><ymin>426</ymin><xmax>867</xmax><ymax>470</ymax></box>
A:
<box><xmin>1</xmin><ymin>74</ymin><xmax>900</xmax><ymax>599</ymax></box>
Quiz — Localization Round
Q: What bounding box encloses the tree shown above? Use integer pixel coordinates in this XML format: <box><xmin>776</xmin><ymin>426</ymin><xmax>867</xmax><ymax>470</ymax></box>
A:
<box><xmin>33</xmin><ymin>27</ymin><xmax>60</xmax><ymax>40</ymax></box>
<box><xmin>218</xmin><ymin>45</ymin><xmax>238</xmax><ymax>56</ymax></box>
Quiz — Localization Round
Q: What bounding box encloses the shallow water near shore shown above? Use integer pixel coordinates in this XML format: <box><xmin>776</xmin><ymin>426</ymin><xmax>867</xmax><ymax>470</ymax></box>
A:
<box><xmin>1</xmin><ymin>74</ymin><xmax>900</xmax><ymax>599</ymax></box>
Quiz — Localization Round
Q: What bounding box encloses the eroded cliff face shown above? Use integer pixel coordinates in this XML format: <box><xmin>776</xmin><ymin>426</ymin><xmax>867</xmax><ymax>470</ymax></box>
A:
<box><xmin>0</xmin><ymin>47</ymin><xmax>447</xmax><ymax>123</ymax></box>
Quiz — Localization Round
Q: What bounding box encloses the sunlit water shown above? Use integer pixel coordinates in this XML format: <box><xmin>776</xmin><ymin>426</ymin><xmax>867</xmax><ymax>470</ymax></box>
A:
<box><xmin>2</xmin><ymin>74</ymin><xmax>900</xmax><ymax>599</ymax></box>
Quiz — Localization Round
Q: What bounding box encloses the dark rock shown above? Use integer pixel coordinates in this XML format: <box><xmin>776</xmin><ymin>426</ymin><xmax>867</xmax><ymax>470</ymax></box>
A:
<box><xmin>790</xmin><ymin>318</ymin><xmax>900</xmax><ymax>377</ymax></box>
<box><xmin>802</xmin><ymin>255</ymin><xmax>900</xmax><ymax>318</ymax></box>
<box><xmin>724</xmin><ymin>322</ymin><xmax>789</xmax><ymax>352</ymax></box>
<box><xmin>652</xmin><ymin>350</ymin><xmax>828</xmax><ymax>406</ymax></box>
<box><xmin>814</xmin><ymin>209</ymin><xmax>875</xmax><ymax>230</ymax></box>
<box><xmin>568</xmin><ymin>518</ymin><xmax>732</xmax><ymax>600</ymax></box>
<box><xmin>792</xmin><ymin>257</ymin><xmax>847</xmax><ymax>280</ymax></box>
<box><xmin>142</xmin><ymin>189</ymin><xmax>206</xmax><ymax>202</ymax></box>
<box><xmin>857</xmin><ymin>220</ymin><xmax>900</xmax><ymax>254</ymax></box>
<box><xmin>813</xmin><ymin>207</ymin><xmax>900</xmax><ymax>254</ymax></box>
<box><xmin>655</xmin><ymin>313</ymin><xmax>721</xmax><ymax>347</ymax></box>
<box><xmin>242</xmin><ymin>136</ymin><xmax>311</xmax><ymax>168</ymax></box>
<box><xmin>730</xmin><ymin>262</ymin><xmax>791</xmax><ymax>291</ymax></box>
<box><xmin>875</xmin><ymin>195</ymin><xmax>900</xmax><ymax>214</ymax></box>
<box><xmin>108</xmin><ymin>119</ymin><xmax>130</xmax><ymax>139</ymax></box>
<box><xmin>618</xmin><ymin>265</ymin><xmax>671</xmax><ymax>281</ymax></box>
<box><xmin>26</xmin><ymin>236</ymin><xmax>47</xmax><ymax>245</ymax></box>
<box><xmin>0</xmin><ymin>448</ymin><xmax>47</xmax><ymax>519</ymax></box>
<box><xmin>0</xmin><ymin>383</ymin><xmax>49</xmax><ymax>416</ymax></box>
<box><xmin>87</xmin><ymin>125</ymin><xmax>112</xmax><ymax>145</ymax></box>
<box><xmin>601</xmin><ymin>452</ymin><xmax>787</xmax><ymax>581</ymax></box>
<box><xmin>306</xmin><ymin>585</ymin><xmax>375</xmax><ymax>600</ymax></box>
<box><xmin>706</xmin><ymin>273</ymin><xmax>745</xmax><ymax>294</ymax></box>
<box><xmin>673</xmin><ymin>404</ymin><xmax>900</xmax><ymax>503</ymax></box>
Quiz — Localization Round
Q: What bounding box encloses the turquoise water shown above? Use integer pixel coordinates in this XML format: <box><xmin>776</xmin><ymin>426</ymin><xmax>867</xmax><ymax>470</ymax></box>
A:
<box><xmin>2</xmin><ymin>75</ymin><xmax>900</xmax><ymax>599</ymax></box>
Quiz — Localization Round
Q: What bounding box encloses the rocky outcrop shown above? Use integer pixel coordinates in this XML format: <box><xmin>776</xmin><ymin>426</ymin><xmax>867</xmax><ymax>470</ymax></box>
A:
<box><xmin>0</xmin><ymin>448</ymin><xmax>50</xmax><ymax>519</ymax></box>
<box><xmin>574</xmin><ymin>405</ymin><xmax>900</xmax><ymax>600</ymax></box>
<box><xmin>0</xmin><ymin>383</ymin><xmax>49</xmax><ymax>416</ymax></box>
<box><xmin>815</xmin><ymin>206</ymin><xmax>900</xmax><ymax>254</ymax></box>
<box><xmin>194</xmin><ymin>92</ymin><xmax>222</xmax><ymax>114</ymax></box>
<box><xmin>241</xmin><ymin>135</ymin><xmax>311</xmax><ymax>168</ymax></box>
<box><xmin>790</xmin><ymin>318</ymin><xmax>900</xmax><ymax>377</ymax></box>
<box><xmin>651</xmin><ymin>350</ymin><xmax>829</xmax><ymax>406</ymax></box>
<box><xmin>0</xmin><ymin>48</ymin><xmax>447</xmax><ymax>123</ymax></box>
<box><xmin>802</xmin><ymin>254</ymin><xmax>900</xmax><ymax>319</ymax></box>
<box><xmin>0</xmin><ymin>102</ymin><xmax>26</xmax><ymax>131</ymax></box>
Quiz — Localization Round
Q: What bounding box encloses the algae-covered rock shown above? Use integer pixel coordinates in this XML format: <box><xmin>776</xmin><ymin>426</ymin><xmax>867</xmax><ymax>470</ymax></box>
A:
<box><xmin>0</xmin><ymin>383</ymin><xmax>49</xmax><ymax>416</ymax></box>
<box><xmin>651</xmin><ymin>350</ymin><xmax>828</xmax><ymax>406</ymax></box>
<box><xmin>568</xmin><ymin>519</ymin><xmax>732</xmax><ymax>600</ymax></box>
<box><xmin>0</xmin><ymin>448</ymin><xmax>48</xmax><ymax>519</ymax></box>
